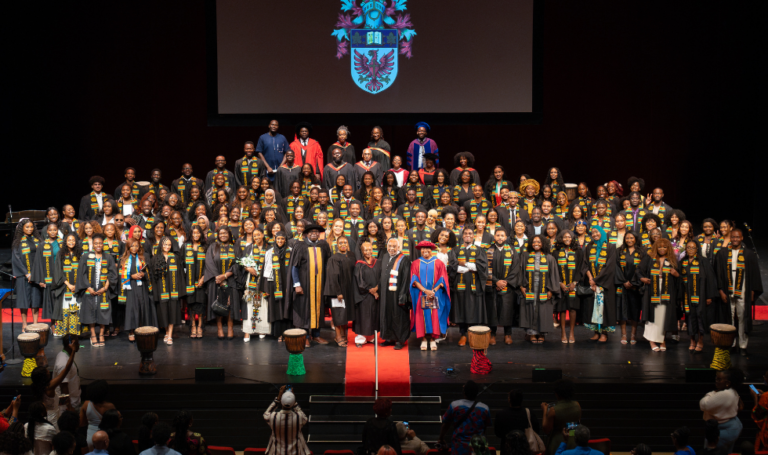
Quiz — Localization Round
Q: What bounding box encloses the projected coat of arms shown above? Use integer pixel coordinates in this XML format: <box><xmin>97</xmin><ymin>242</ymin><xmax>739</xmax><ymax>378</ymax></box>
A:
<box><xmin>331</xmin><ymin>0</ymin><xmax>417</xmax><ymax>94</ymax></box>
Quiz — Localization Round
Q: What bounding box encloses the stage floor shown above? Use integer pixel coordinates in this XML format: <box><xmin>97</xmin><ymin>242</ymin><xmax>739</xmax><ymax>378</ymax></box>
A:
<box><xmin>2</xmin><ymin>318</ymin><xmax>767</xmax><ymax>387</ymax></box>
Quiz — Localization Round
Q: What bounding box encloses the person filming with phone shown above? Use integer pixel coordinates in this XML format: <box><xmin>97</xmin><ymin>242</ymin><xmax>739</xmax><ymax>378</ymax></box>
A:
<box><xmin>541</xmin><ymin>380</ymin><xmax>581</xmax><ymax>455</ymax></box>
<box><xmin>554</xmin><ymin>425</ymin><xmax>603</xmax><ymax>455</ymax></box>
<box><xmin>263</xmin><ymin>385</ymin><xmax>309</xmax><ymax>455</ymax></box>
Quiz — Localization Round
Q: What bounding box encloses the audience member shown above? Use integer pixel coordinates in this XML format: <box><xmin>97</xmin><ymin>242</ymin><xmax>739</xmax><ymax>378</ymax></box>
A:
<box><xmin>51</xmin><ymin>431</ymin><xmax>76</xmax><ymax>455</ymax></box>
<box><xmin>495</xmin><ymin>390</ymin><xmax>542</xmax><ymax>454</ymax></box>
<box><xmin>671</xmin><ymin>427</ymin><xmax>695</xmax><ymax>455</ymax></box>
<box><xmin>630</xmin><ymin>443</ymin><xmax>652</xmax><ymax>455</ymax></box>
<box><xmin>503</xmin><ymin>430</ymin><xmax>532</xmax><ymax>455</ymax></box>
<box><xmin>542</xmin><ymin>380</ymin><xmax>581</xmax><ymax>455</ymax></box>
<box><xmin>701</xmin><ymin>420</ymin><xmax>726</xmax><ymax>455</ymax></box>
<box><xmin>470</xmin><ymin>435</ymin><xmax>490</xmax><ymax>455</ymax></box>
<box><xmin>396</xmin><ymin>422</ymin><xmax>428</xmax><ymax>455</ymax></box>
<box><xmin>699</xmin><ymin>369</ymin><xmax>743</xmax><ymax>452</ymax></box>
<box><xmin>377</xmin><ymin>446</ymin><xmax>397</xmax><ymax>455</ymax></box>
<box><xmin>440</xmin><ymin>380</ymin><xmax>491</xmax><ymax>455</ymax></box>
<box><xmin>80</xmin><ymin>380</ymin><xmax>116</xmax><ymax>449</ymax></box>
<box><xmin>170</xmin><ymin>411</ymin><xmax>209</xmax><ymax>455</ymax></box>
<box><xmin>31</xmin><ymin>336</ymin><xmax>77</xmax><ymax>427</ymax></box>
<box><xmin>86</xmin><ymin>431</ymin><xmax>108</xmax><ymax>455</ymax></box>
<box><xmin>57</xmin><ymin>411</ymin><xmax>88</xmax><ymax>455</ymax></box>
<box><xmin>24</xmin><ymin>401</ymin><xmax>57</xmax><ymax>455</ymax></box>
<box><xmin>138</xmin><ymin>423</ymin><xmax>181</xmax><ymax>455</ymax></box>
<box><xmin>0</xmin><ymin>396</ymin><xmax>21</xmax><ymax>433</ymax></box>
<box><xmin>53</xmin><ymin>335</ymin><xmax>82</xmax><ymax>414</ymax></box>
<box><xmin>750</xmin><ymin>370</ymin><xmax>767</xmax><ymax>452</ymax></box>
<box><xmin>554</xmin><ymin>425</ymin><xmax>602</xmax><ymax>455</ymax></box>
<box><xmin>98</xmin><ymin>409</ymin><xmax>134</xmax><ymax>455</ymax></box>
<box><xmin>362</xmin><ymin>398</ymin><xmax>401</xmax><ymax>455</ymax></box>
<box><xmin>137</xmin><ymin>413</ymin><xmax>159</xmax><ymax>454</ymax></box>
<box><xmin>0</xmin><ymin>422</ymin><xmax>34</xmax><ymax>455</ymax></box>
<box><xmin>263</xmin><ymin>386</ymin><xmax>309</xmax><ymax>455</ymax></box>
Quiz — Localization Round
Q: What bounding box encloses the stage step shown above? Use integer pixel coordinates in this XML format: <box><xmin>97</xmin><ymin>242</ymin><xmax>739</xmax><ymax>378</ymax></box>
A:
<box><xmin>307</xmin><ymin>396</ymin><xmax>443</xmax><ymax>452</ymax></box>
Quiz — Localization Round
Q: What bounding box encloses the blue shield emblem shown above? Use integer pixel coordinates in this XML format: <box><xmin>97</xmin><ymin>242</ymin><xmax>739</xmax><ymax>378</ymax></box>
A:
<box><xmin>350</xmin><ymin>29</ymin><xmax>398</xmax><ymax>94</ymax></box>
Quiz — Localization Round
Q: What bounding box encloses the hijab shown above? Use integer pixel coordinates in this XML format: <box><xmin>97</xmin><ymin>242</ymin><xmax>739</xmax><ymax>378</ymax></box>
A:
<box><xmin>592</xmin><ymin>226</ymin><xmax>608</xmax><ymax>258</ymax></box>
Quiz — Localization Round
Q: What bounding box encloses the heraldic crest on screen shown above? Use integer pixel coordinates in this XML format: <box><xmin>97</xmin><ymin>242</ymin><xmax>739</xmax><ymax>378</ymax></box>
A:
<box><xmin>331</xmin><ymin>0</ymin><xmax>417</xmax><ymax>94</ymax></box>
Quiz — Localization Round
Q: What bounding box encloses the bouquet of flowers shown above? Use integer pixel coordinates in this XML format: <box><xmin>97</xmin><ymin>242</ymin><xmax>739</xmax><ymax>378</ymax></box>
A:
<box><xmin>236</xmin><ymin>254</ymin><xmax>259</xmax><ymax>269</ymax></box>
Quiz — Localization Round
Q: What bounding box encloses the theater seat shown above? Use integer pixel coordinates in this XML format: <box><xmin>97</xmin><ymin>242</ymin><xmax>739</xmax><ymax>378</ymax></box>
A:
<box><xmin>403</xmin><ymin>451</ymin><xmax>417</xmax><ymax>455</ymax></box>
<box><xmin>588</xmin><ymin>438</ymin><xmax>611</xmax><ymax>455</ymax></box>
<box><xmin>324</xmin><ymin>451</ymin><xmax>354</xmax><ymax>455</ymax></box>
<box><xmin>208</xmin><ymin>446</ymin><xmax>237</xmax><ymax>455</ymax></box>
<box><xmin>244</xmin><ymin>450</ymin><xmax>267</xmax><ymax>455</ymax></box>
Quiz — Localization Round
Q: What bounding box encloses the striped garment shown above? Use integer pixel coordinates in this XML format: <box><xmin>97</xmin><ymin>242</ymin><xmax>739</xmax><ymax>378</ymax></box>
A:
<box><xmin>264</xmin><ymin>402</ymin><xmax>310</xmax><ymax>455</ymax></box>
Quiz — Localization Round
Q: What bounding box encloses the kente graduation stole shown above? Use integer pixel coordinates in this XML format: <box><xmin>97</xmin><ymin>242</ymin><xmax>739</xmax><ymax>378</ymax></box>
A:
<box><xmin>525</xmin><ymin>254</ymin><xmax>548</xmax><ymax>301</ymax></box>
<box><xmin>400</xmin><ymin>204</ymin><xmax>415</xmax><ymax>228</ymax></box>
<box><xmin>681</xmin><ymin>257</ymin><xmax>700</xmax><ymax>312</ymax></box>
<box><xmin>212</xmin><ymin>169</ymin><xmax>232</xmax><ymax>188</ymax></box>
<box><xmin>184</xmin><ymin>244</ymin><xmax>205</xmax><ymax>294</ymax></box>
<box><xmin>652</xmin><ymin>204</ymin><xmax>667</xmax><ymax>222</ymax></box>
<box><xmin>117</xmin><ymin>198</ymin><xmax>139</xmax><ymax>214</ymax></box>
<box><xmin>513</xmin><ymin>237</ymin><xmax>528</xmax><ymax>254</ymax></box>
<box><xmin>696</xmin><ymin>234</ymin><xmax>724</xmax><ymax>257</ymax></box>
<box><xmin>617</xmin><ymin>250</ymin><xmax>642</xmax><ymax>295</ymax></box>
<box><xmin>62</xmin><ymin>255</ymin><xmax>80</xmax><ymax>299</ymax></box>
<box><xmin>300</xmin><ymin>178</ymin><xmax>313</xmax><ymax>198</ymax></box>
<box><xmin>488</xmin><ymin>245</ymin><xmax>514</xmax><ymax>292</ymax></box>
<box><xmin>89</xmin><ymin>191</ymin><xmax>100</xmax><ymax>213</ymax></box>
<box><xmin>409</xmin><ymin>227</ymin><xmax>433</xmax><ymax>244</ymax></box>
<box><xmin>407</xmin><ymin>184</ymin><xmax>425</xmax><ymax>204</ymax></box>
<box><xmin>286</xmin><ymin>196</ymin><xmax>307</xmax><ymax>221</ymax></box>
<box><xmin>624</xmin><ymin>209</ymin><xmax>648</xmax><ymax>230</ymax></box>
<box><xmin>431</xmin><ymin>185</ymin><xmax>450</xmax><ymax>203</ymax></box>
<box><xmin>591</xmin><ymin>216</ymin><xmax>612</xmax><ymax>231</ymax></box>
<box><xmin>588</xmin><ymin>244</ymin><xmax>608</xmax><ymax>277</ymax></box>
<box><xmin>148</xmin><ymin>183</ymin><xmax>166</xmax><ymax>195</ymax></box>
<box><xmin>119</xmin><ymin>255</ymin><xmax>147</xmax><ymax>302</ymax></box>
<box><xmin>640</xmin><ymin>231</ymin><xmax>651</xmax><ymax>248</ymax></box>
<box><xmin>338</xmin><ymin>200</ymin><xmax>351</xmax><ymax>219</ymax></box>
<box><xmin>86</xmin><ymin>254</ymin><xmax>109</xmax><ymax>307</ymax></box>
<box><xmin>367</xmin><ymin>236</ymin><xmax>380</xmax><ymax>257</ymax></box>
<box><xmin>228</xmin><ymin>221</ymin><xmax>241</xmax><ymax>232</ymax></box>
<box><xmin>330</xmin><ymin>187</ymin><xmax>342</xmax><ymax>205</ymax></box>
<box><xmin>41</xmin><ymin>239</ymin><xmax>60</xmax><ymax>283</ymax></box>
<box><xmin>160</xmin><ymin>254</ymin><xmax>179</xmax><ymax>301</ymax></box>
<box><xmin>104</xmin><ymin>239</ymin><xmax>121</xmax><ymax>260</ymax></box>
<box><xmin>142</xmin><ymin>216</ymin><xmax>155</xmax><ymax>232</ymax></box>
<box><xmin>176</xmin><ymin>177</ymin><xmax>192</xmax><ymax>204</ymax></box>
<box><xmin>608</xmin><ymin>230</ymin><xmax>620</xmax><ymax>245</ymax></box>
<box><xmin>457</xmin><ymin>246</ymin><xmax>478</xmax><ymax>292</ymax></box>
<box><xmin>240</xmin><ymin>157</ymin><xmax>260</xmax><ymax>185</ymax></box>
<box><xmin>344</xmin><ymin>217</ymin><xmax>365</xmax><ymax>238</ymax></box>
<box><xmin>468</xmin><ymin>199</ymin><xmax>491</xmax><ymax>222</ymax></box>
<box><xmin>219</xmin><ymin>243</ymin><xmax>236</xmax><ymax>279</ymax></box>
<box><xmin>550</xmin><ymin>181</ymin><xmax>562</xmax><ymax>196</ymax></box>
<box><xmin>727</xmin><ymin>248</ymin><xmax>746</xmax><ymax>298</ymax></box>
<box><xmin>649</xmin><ymin>259</ymin><xmax>672</xmax><ymax>304</ymax></box>
<box><xmin>591</xmin><ymin>203</ymin><xmax>613</xmax><ymax>218</ymax></box>
<box><xmin>554</xmin><ymin>204</ymin><xmax>570</xmax><ymax>219</ymax></box>
<box><xmin>489</xmin><ymin>180</ymin><xmax>511</xmax><ymax>206</ymax></box>
<box><xmin>576</xmin><ymin>197</ymin><xmax>590</xmax><ymax>210</ymax></box>
<box><xmin>20</xmin><ymin>236</ymin><xmax>38</xmax><ymax>273</ymax></box>
<box><xmin>557</xmin><ymin>249</ymin><xmax>577</xmax><ymax>297</ymax></box>
<box><xmin>359</xmin><ymin>188</ymin><xmax>374</xmax><ymax>206</ymax></box>
<box><xmin>272</xmin><ymin>248</ymin><xmax>291</xmax><ymax>299</ymax></box>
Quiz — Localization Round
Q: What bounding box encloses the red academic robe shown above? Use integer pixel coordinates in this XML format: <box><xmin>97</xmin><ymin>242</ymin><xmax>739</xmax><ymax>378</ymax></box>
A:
<box><xmin>291</xmin><ymin>136</ymin><xmax>324</xmax><ymax>179</ymax></box>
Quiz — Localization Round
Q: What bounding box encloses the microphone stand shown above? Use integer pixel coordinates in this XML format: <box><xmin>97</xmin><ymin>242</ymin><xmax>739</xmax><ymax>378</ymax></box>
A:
<box><xmin>743</xmin><ymin>224</ymin><xmax>763</xmax><ymax>326</ymax></box>
<box><xmin>0</xmin><ymin>269</ymin><xmax>22</xmax><ymax>364</ymax></box>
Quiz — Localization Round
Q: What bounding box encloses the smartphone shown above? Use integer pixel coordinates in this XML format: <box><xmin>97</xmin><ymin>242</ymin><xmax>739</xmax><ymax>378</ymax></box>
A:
<box><xmin>403</xmin><ymin>421</ymin><xmax>409</xmax><ymax>428</ymax></box>
<box><xmin>286</xmin><ymin>384</ymin><xmax>292</xmax><ymax>391</ymax></box>
<box><xmin>566</xmin><ymin>422</ymin><xmax>579</xmax><ymax>430</ymax></box>
<box><xmin>751</xmin><ymin>384</ymin><xmax>762</xmax><ymax>395</ymax></box>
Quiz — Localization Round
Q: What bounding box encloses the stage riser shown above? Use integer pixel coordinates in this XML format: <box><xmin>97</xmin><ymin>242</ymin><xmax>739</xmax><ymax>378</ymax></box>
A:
<box><xmin>310</xmin><ymin>402</ymin><xmax>442</xmax><ymax>416</ymax></box>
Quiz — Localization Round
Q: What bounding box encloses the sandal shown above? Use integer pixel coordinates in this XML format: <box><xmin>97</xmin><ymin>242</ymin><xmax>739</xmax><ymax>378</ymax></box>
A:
<box><xmin>98</xmin><ymin>336</ymin><xmax>106</xmax><ymax>347</ymax></box>
<box><xmin>569</xmin><ymin>336</ymin><xmax>575</xmax><ymax>344</ymax></box>
<box><xmin>652</xmin><ymin>346</ymin><xmax>660</xmax><ymax>352</ymax></box>
<box><xmin>621</xmin><ymin>336</ymin><xmax>628</xmax><ymax>345</ymax></box>
<box><xmin>561</xmin><ymin>337</ymin><xmax>568</xmax><ymax>344</ymax></box>
<box><xmin>167</xmin><ymin>338</ymin><xmax>173</xmax><ymax>345</ymax></box>
<box><xmin>660</xmin><ymin>343</ymin><xmax>667</xmax><ymax>351</ymax></box>
<box><xmin>421</xmin><ymin>340</ymin><xmax>428</xmax><ymax>351</ymax></box>
<box><xmin>695</xmin><ymin>342</ymin><xmax>704</xmax><ymax>352</ymax></box>
<box><xmin>128</xmin><ymin>335</ymin><xmax>135</xmax><ymax>343</ymax></box>
<box><xmin>630</xmin><ymin>336</ymin><xmax>637</xmax><ymax>345</ymax></box>
<box><xmin>91</xmin><ymin>337</ymin><xmax>98</xmax><ymax>347</ymax></box>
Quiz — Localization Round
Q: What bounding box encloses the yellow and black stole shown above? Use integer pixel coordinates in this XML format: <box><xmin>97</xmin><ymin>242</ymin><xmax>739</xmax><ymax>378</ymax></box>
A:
<box><xmin>20</xmin><ymin>236</ymin><xmax>39</xmax><ymax>274</ymax></box>
<box><xmin>591</xmin><ymin>216</ymin><xmax>612</xmax><ymax>231</ymax></box>
<box><xmin>185</xmin><ymin>244</ymin><xmax>205</xmax><ymax>294</ymax></box>
<box><xmin>488</xmin><ymin>245</ymin><xmax>513</xmax><ymax>293</ymax></box>
<box><xmin>617</xmin><ymin>250</ymin><xmax>642</xmax><ymax>295</ymax></box>
<box><xmin>681</xmin><ymin>257</ymin><xmax>700</xmax><ymax>313</ymax></box>
<box><xmin>85</xmin><ymin>253</ymin><xmax>110</xmax><ymax>309</ymax></box>
<box><xmin>239</xmin><ymin>157</ymin><xmax>260</xmax><ymax>187</ymax></box>
<box><xmin>272</xmin><ymin>247</ymin><xmax>291</xmax><ymax>300</ymax></box>
<box><xmin>649</xmin><ymin>258</ymin><xmax>672</xmax><ymax>305</ymax></box>
<box><xmin>525</xmin><ymin>254</ymin><xmax>548</xmax><ymax>301</ymax></box>
<box><xmin>588</xmin><ymin>244</ymin><xmax>608</xmax><ymax>279</ymax></box>
<box><xmin>727</xmin><ymin>248</ymin><xmax>746</xmax><ymax>298</ymax></box>
<box><xmin>62</xmin><ymin>254</ymin><xmax>80</xmax><ymax>303</ymax></box>
<box><xmin>285</xmin><ymin>196</ymin><xmax>307</xmax><ymax>221</ymax></box>
<box><xmin>468</xmin><ymin>199</ymin><xmax>492</xmax><ymax>223</ymax></box>
<box><xmin>457</xmin><ymin>245</ymin><xmax>478</xmax><ymax>292</ymax></box>
<box><xmin>41</xmin><ymin>239</ymin><xmax>61</xmax><ymax>284</ymax></box>
<box><xmin>344</xmin><ymin>217</ymin><xmax>365</xmax><ymax>238</ymax></box>
<box><xmin>557</xmin><ymin>249</ymin><xmax>577</xmax><ymax>297</ymax></box>
<box><xmin>307</xmin><ymin>244</ymin><xmax>324</xmax><ymax>329</ymax></box>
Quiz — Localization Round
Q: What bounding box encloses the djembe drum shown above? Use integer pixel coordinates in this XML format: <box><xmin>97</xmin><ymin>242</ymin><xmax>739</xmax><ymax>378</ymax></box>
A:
<box><xmin>283</xmin><ymin>328</ymin><xmax>307</xmax><ymax>376</ymax></box>
<box><xmin>468</xmin><ymin>326</ymin><xmax>492</xmax><ymax>375</ymax></box>
<box><xmin>134</xmin><ymin>326</ymin><xmax>159</xmax><ymax>375</ymax></box>
<box><xmin>710</xmin><ymin>323</ymin><xmax>737</xmax><ymax>370</ymax></box>
<box><xmin>564</xmin><ymin>183</ymin><xmax>578</xmax><ymax>201</ymax></box>
<box><xmin>26</xmin><ymin>323</ymin><xmax>50</xmax><ymax>369</ymax></box>
<box><xmin>17</xmin><ymin>333</ymin><xmax>40</xmax><ymax>377</ymax></box>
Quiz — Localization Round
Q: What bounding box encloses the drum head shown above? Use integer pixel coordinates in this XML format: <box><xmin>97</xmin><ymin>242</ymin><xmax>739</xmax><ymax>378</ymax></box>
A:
<box><xmin>468</xmin><ymin>325</ymin><xmax>491</xmax><ymax>333</ymax></box>
<box><xmin>710</xmin><ymin>323</ymin><xmax>736</xmax><ymax>332</ymax></box>
<box><xmin>18</xmin><ymin>333</ymin><xmax>40</xmax><ymax>341</ymax></box>
<box><xmin>26</xmin><ymin>323</ymin><xmax>49</xmax><ymax>333</ymax></box>
<box><xmin>284</xmin><ymin>328</ymin><xmax>307</xmax><ymax>337</ymax></box>
<box><xmin>135</xmin><ymin>181</ymin><xmax>151</xmax><ymax>187</ymax></box>
<box><xmin>135</xmin><ymin>326</ymin><xmax>159</xmax><ymax>335</ymax></box>
<box><xmin>565</xmin><ymin>183</ymin><xmax>577</xmax><ymax>189</ymax></box>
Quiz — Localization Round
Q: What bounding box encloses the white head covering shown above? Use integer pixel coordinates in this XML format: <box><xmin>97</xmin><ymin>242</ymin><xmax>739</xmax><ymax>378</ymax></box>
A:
<box><xmin>281</xmin><ymin>391</ymin><xmax>296</xmax><ymax>408</ymax></box>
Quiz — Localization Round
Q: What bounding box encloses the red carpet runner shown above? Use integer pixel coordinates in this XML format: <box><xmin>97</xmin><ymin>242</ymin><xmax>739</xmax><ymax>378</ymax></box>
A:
<box><xmin>344</xmin><ymin>327</ymin><xmax>410</xmax><ymax>396</ymax></box>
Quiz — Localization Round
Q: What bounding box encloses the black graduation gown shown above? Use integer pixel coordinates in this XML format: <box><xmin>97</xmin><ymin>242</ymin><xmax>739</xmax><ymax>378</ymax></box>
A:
<box><xmin>204</xmin><ymin>168</ymin><xmax>237</xmax><ymax>191</ymax></box>
<box><xmin>354</xmin><ymin>162</ymin><xmax>384</xmax><ymax>189</ymax></box>
<box><xmin>203</xmin><ymin>242</ymin><xmax>242</xmax><ymax>322</ymax></box>
<box><xmin>399</xmin><ymin>184</ymin><xmax>432</xmax><ymax>208</ymax></box>
<box><xmin>396</xmin><ymin>203</ymin><xmax>427</xmax><ymax>230</ymax></box>
<box><xmin>78</xmin><ymin>193</ymin><xmax>115</xmax><ymax>221</ymax></box>
<box><xmin>234</xmin><ymin>156</ymin><xmax>267</xmax><ymax>188</ymax></box>
<box><xmin>113</xmin><ymin>181</ymin><xmax>148</xmax><ymax>201</ymax></box>
<box><xmin>377</xmin><ymin>252</ymin><xmax>412</xmax><ymax>343</ymax></box>
<box><xmin>450</xmin><ymin>167</ymin><xmax>482</xmax><ymax>187</ymax></box>
<box><xmin>274</xmin><ymin>165</ymin><xmax>302</xmax><ymax>198</ymax></box>
<box><xmin>11</xmin><ymin>236</ymin><xmax>43</xmax><ymax>310</ymax></box>
<box><xmin>714</xmin><ymin>247</ymin><xmax>763</xmax><ymax>334</ymax></box>
<box><xmin>324</xmin><ymin>252</ymin><xmax>358</xmax><ymax>326</ymax></box>
<box><xmin>183</xmin><ymin>243</ymin><xmax>208</xmax><ymax>307</ymax></box>
<box><xmin>323</xmin><ymin>162</ymin><xmax>357</xmax><ymax>191</ymax></box>
<box><xmin>680</xmin><ymin>254</ymin><xmax>719</xmax><ymax>336</ymax></box>
<box><xmin>519</xmin><ymin>252</ymin><xmax>561</xmax><ymax>333</ymax></box>
<box><xmin>149</xmin><ymin>253</ymin><xmax>186</xmax><ymax>326</ymax></box>
<box><xmin>171</xmin><ymin>176</ymin><xmax>204</xmax><ymax>206</ymax></box>
<box><xmin>102</xmin><ymin>240</ymin><xmax>124</xmax><ymax>265</ymax></box>
<box><xmin>74</xmin><ymin>252</ymin><xmax>118</xmax><ymax>325</ymax></box>
<box><xmin>366</xmin><ymin>140</ymin><xmax>391</xmax><ymax>171</ymax></box>
<box><xmin>333</xmin><ymin>198</ymin><xmax>363</xmax><ymax>220</ymax></box>
<box><xmin>615</xmin><ymin>249</ymin><xmax>644</xmax><ymax>322</ymax></box>
<box><xmin>284</xmin><ymin>239</ymin><xmax>332</xmax><ymax>330</ymax></box>
<box><xmin>463</xmin><ymin>198</ymin><xmax>493</xmax><ymax>224</ymax></box>
<box><xmin>353</xmin><ymin>260</ymin><xmax>380</xmax><ymax>336</ymax></box>
<box><xmin>31</xmin><ymin>239</ymin><xmax>63</xmax><ymax>320</ymax></box>
<box><xmin>427</xmin><ymin>185</ymin><xmax>452</xmax><ymax>210</ymax></box>
<box><xmin>342</xmin><ymin>217</ymin><xmax>367</xmax><ymax>246</ymax></box>
<box><xmin>327</xmin><ymin>142</ymin><xmax>356</xmax><ymax>165</ymax></box>
<box><xmin>447</xmin><ymin>245</ymin><xmax>488</xmax><ymax>325</ymax></box>
<box><xmin>403</xmin><ymin>227</ymin><xmax>434</xmax><ymax>259</ymax></box>
<box><xmin>118</xmin><ymin>255</ymin><xmax>158</xmax><ymax>331</ymax></box>
<box><xmin>553</xmin><ymin>247</ymin><xmax>584</xmax><ymax>313</ymax></box>
<box><xmin>637</xmin><ymin>255</ymin><xmax>680</xmax><ymax>332</ymax></box>
<box><xmin>486</xmin><ymin>244</ymin><xmax>521</xmax><ymax>327</ymax></box>
<box><xmin>259</xmin><ymin>245</ymin><xmax>293</xmax><ymax>337</ymax></box>
<box><xmin>453</xmin><ymin>185</ymin><xmax>474</xmax><ymax>208</ymax></box>
<box><xmin>579</xmin><ymin>242</ymin><xmax>618</xmax><ymax>327</ymax></box>
<box><xmin>51</xmin><ymin>251</ymin><xmax>80</xmax><ymax>316</ymax></box>
<box><xmin>309</xmin><ymin>203</ymin><xmax>335</xmax><ymax>223</ymax></box>
<box><xmin>496</xmin><ymin>204</ymin><xmax>530</xmax><ymax>236</ymax></box>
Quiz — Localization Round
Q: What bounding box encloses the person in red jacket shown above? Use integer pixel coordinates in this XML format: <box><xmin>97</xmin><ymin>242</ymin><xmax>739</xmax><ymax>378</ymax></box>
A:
<box><xmin>290</xmin><ymin>122</ymin><xmax>324</xmax><ymax>180</ymax></box>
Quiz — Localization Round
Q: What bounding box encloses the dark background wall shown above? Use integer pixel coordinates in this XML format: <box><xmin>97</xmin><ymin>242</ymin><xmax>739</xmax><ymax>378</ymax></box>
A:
<box><xmin>4</xmin><ymin>2</ymin><xmax>766</xmax><ymax>240</ymax></box>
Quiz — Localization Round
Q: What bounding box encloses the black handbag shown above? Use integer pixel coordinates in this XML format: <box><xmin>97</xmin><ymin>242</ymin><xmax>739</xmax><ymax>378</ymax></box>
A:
<box><xmin>211</xmin><ymin>297</ymin><xmax>231</xmax><ymax>317</ymax></box>
<box><xmin>575</xmin><ymin>284</ymin><xmax>594</xmax><ymax>297</ymax></box>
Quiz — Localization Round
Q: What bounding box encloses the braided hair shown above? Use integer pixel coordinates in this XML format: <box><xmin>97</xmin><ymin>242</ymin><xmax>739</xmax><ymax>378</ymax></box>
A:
<box><xmin>12</xmin><ymin>218</ymin><xmax>39</xmax><ymax>250</ymax></box>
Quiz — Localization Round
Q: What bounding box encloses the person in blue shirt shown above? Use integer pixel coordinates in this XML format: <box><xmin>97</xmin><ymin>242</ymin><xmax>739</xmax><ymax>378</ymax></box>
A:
<box><xmin>138</xmin><ymin>423</ymin><xmax>182</xmax><ymax>455</ymax></box>
<box><xmin>554</xmin><ymin>425</ymin><xmax>603</xmax><ymax>455</ymax></box>
<box><xmin>255</xmin><ymin>119</ymin><xmax>291</xmax><ymax>180</ymax></box>
<box><xmin>86</xmin><ymin>431</ymin><xmax>110</xmax><ymax>455</ymax></box>
<box><xmin>671</xmin><ymin>426</ymin><xmax>696</xmax><ymax>455</ymax></box>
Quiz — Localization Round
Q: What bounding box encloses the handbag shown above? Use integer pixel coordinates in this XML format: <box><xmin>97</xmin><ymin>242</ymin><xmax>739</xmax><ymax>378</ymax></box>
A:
<box><xmin>211</xmin><ymin>296</ymin><xmax>231</xmax><ymax>317</ymax></box>
<box><xmin>575</xmin><ymin>284</ymin><xmax>594</xmax><ymax>297</ymax></box>
<box><xmin>525</xmin><ymin>408</ymin><xmax>546</xmax><ymax>452</ymax></box>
